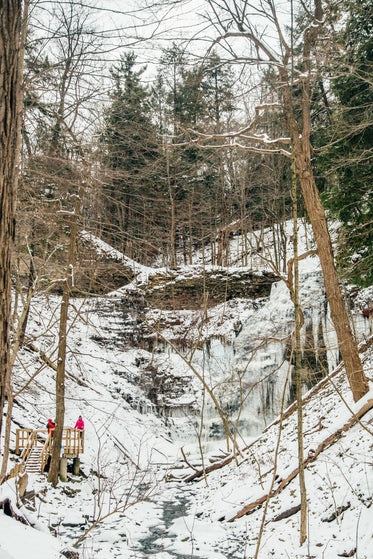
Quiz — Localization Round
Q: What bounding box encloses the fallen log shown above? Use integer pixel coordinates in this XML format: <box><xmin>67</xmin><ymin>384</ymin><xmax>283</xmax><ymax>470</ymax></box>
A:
<box><xmin>272</xmin><ymin>503</ymin><xmax>301</xmax><ymax>522</ymax></box>
<box><xmin>228</xmin><ymin>398</ymin><xmax>373</xmax><ymax>522</ymax></box>
<box><xmin>183</xmin><ymin>454</ymin><xmax>235</xmax><ymax>482</ymax></box>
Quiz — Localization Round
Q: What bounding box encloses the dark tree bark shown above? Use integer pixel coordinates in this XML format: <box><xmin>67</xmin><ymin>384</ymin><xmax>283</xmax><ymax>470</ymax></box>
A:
<box><xmin>0</xmin><ymin>0</ymin><xmax>28</xmax><ymax>446</ymax></box>
<box><xmin>278</xmin><ymin>0</ymin><xmax>368</xmax><ymax>402</ymax></box>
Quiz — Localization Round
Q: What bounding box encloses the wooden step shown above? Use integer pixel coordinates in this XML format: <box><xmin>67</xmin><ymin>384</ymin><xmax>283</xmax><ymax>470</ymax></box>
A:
<box><xmin>25</xmin><ymin>449</ymin><xmax>43</xmax><ymax>473</ymax></box>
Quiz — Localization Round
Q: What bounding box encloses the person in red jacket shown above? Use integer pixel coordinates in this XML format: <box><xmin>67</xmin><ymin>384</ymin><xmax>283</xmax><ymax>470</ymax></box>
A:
<box><xmin>47</xmin><ymin>419</ymin><xmax>55</xmax><ymax>435</ymax></box>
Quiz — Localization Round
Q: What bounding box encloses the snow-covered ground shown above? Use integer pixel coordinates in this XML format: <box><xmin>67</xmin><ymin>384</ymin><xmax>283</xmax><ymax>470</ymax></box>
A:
<box><xmin>1</xmin><ymin>221</ymin><xmax>372</xmax><ymax>558</ymax></box>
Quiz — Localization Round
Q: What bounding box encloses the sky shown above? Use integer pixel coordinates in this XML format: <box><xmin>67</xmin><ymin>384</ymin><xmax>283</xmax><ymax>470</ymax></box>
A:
<box><xmin>29</xmin><ymin>0</ymin><xmax>295</xmax><ymax>80</ymax></box>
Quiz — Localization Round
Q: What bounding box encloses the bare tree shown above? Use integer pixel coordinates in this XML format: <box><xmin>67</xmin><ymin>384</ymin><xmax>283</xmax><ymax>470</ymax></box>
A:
<box><xmin>291</xmin><ymin>154</ymin><xmax>307</xmax><ymax>544</ymax></box>
<box><xmin>48</xmin><ymin>184</ymin><xmax>84</xmax><ymax>486</ymax></box>
<box><xmin>186</xmin><ymin>0</ymin><xmax>368</xmax><ymax>402</ymax></box>
<box><xmin>0</xmin><ymin>264</ymin><xmax>39</xmax><ymax>481</ymax></box>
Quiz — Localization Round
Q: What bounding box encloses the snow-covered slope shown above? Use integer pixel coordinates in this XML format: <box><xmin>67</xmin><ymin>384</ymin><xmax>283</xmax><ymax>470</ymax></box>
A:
<box><xmin>2</xmin><ymin>334</ymin><xmax>372</xmax><ymax>558</ymax></box>
<box><xmin>1</xmin><ymin>222</ymin><xmax>373</xmax><ymax>558</ymax></box>
<box><xmin>171</xmin><ymin>347</ymin><xmax>373</xmax><ymax>559</ymax></box>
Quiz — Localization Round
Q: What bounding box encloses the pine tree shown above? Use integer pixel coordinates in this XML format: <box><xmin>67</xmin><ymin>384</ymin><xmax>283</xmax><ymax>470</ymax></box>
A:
<box><xmin>322</xmin><ymin>0</ymin><xmax>373</xmax><ymax>286</ymax></box>
<box><xmin>157</xmin><ymin>46</ymin><xmax>238</xmax><ymax>265</ymax></box>
<box><xmin>100</xmin><ymin>52</ymin><xmax>159</xmax><ymax>257</ymax></box>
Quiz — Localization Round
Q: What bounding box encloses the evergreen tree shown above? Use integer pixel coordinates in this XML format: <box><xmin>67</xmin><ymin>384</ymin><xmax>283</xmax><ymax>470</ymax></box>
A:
<box><xmin>321</xmin><ymin>0</ymin><xmax>373</xmax><ymax>286</ymax></box>
<box><xmin>101</xmin><ymin>52</ymin><xmax>159</xmax><ymax>257</ymax></box>
<box><xmin>156</xmin><ymin>46</ymin><xmax>238</xmax><ymax>264</ymax></box>
<box><xmin>202</xmin><ymin>51</ymin><xmax>235</xmax><ymax>130</ymax></box>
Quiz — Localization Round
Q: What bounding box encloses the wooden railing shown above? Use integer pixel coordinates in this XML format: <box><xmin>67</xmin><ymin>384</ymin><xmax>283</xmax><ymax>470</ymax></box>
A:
<box><xmin>16</xmin><ymin>428</ymin><xmax>33</xmax><ymax>456</ymax></box>
<box><xmin>19</xmin><ymin>430</ymin><xmax>37</xmax><ymax>467</ymax></box>
<box><xmin>40</xmin><ymin>432</ymin><xmax>53</xmax><ymax>472</ymax></box>
<box><xmin>62</xmin><ymin>428</ymin><xmax>84</xmax><ymax>456</ymax></box>
<box><xmin>16</xmin><ymin>427</ymin><xmax>84</xmax><ymax>458</ymax></box>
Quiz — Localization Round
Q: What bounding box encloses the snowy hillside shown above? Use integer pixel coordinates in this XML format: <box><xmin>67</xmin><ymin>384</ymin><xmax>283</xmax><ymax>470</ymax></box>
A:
<box><xmin>1</xmin><ymin>222</ymin><xmax>373</xmax><ymax>558</ymax></box>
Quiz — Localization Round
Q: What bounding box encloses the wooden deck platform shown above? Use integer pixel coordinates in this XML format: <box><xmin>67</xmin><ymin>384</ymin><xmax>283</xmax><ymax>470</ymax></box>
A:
<box><xmin>15</xmin><ymin>427</ymin><xmax>84</xmax><ymax>475</ymax></box>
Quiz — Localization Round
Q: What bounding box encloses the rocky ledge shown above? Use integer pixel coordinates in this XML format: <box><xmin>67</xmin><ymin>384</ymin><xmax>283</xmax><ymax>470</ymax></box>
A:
<box><xmin>144</xmin><ymin>268</ymin><xmax>278</xmax><ymax>310</ymax></box>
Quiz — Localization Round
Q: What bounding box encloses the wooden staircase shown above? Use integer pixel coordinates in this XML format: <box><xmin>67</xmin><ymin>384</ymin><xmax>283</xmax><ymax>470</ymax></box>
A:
<box><xmin>17</xmin><ymin>430</ymin><xmax>51</xmax><ymax>475</ymax></box>
<box><xmin>24</xmin><ymin>446</ymin><xmax>43</xmax><ymax>473</ymax></box>
<box><xmin>14</xmin><ymin>427</ymin><xmax>84</xmax><ymax>476</ymax></box>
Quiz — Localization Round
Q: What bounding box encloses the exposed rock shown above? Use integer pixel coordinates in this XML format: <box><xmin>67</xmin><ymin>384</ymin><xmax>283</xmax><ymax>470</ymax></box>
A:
<box><xmin>0</xmin><ymin>498</ymin><xmax>29</xmax><ymax>525</ymax></box>
<box><xmin>61</xmin><ymin>550</ymin><xmax>80</xmax><ymax>559</ymax></box>
<box><xmin>13</xmin><ymin>242</ymin><xmax>135</xmax><ymax>296</ymax></box>
<box><xmin>145</xmin><ymin>268</ymin><xmax>277</xmax><ymax>310</ymax></box>
<box><xmin>72</xmin><ymin>260</ymin><xmax>134</xmax><ymax>295</ymax></box>
<box><xmin>139</xmin><ymin>363</ymin><xmax>196</xmax><ymax>417</ymax></box>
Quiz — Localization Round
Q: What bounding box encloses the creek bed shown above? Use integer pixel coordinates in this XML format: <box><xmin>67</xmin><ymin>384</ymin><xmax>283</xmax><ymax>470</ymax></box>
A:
<box><xmin>138</xmin><ymin>493</ymin><xmax>193</xmax><ymax>558</ymax></box>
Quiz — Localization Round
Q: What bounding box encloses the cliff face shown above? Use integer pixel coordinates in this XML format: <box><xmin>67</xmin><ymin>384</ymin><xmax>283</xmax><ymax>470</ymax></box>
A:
<box><xmin>113</xmin><ymin>267</ymin><xmax>372</xmax><ymax>439</ymax></box>
<box><xmin>18</xmin><ymin>229</ymin><xmax>371</xmax><ymax>444</ymax></box>
<box><xmin>143</xmin><ymin>268</ymin><xmax>278</xmax><ymax>310</ymax></box>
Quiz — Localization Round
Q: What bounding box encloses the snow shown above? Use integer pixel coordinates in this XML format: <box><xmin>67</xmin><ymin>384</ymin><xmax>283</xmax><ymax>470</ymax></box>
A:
<box><xmin>0</xmin><ymin>481</ymin><xmax>62</xmax><ymax>559</ymax></box>
<box><xmin>1</xmin><ymin>221</ymin><xmax>373</xmax><ymax>558</ymax></box>
<box><xmin>80</xmin><ymin>230</ymin><xmax>151</xmax><ymax>277</ymax></box>
<box><xmin>0</xmin><ymin>514</ymin><xmax>61</xmax><ymax>559</ymax></box>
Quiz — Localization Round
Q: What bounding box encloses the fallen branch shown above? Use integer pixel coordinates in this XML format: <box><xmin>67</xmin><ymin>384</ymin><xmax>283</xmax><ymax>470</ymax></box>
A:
<box><xmin>228</xmin><ymin>398</ymin><xmax>373</xmax><ymax>521</ymax></box>
<box><xmin>181</xmin><ymin>447</ymin><xmax>200</xmax><ymax>472</ymax></box>
<box><xmin>184</xmin><ymin>454</ymin><xmax>235</xmax><ymax>482</ymax></box>
<box><xmin>110</xmin><ymin>434</ymin><xmax>140</xmax><ymax>470</ymax></box>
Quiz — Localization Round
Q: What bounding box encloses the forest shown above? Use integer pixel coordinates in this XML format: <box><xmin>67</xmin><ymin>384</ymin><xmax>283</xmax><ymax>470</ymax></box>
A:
<box><xmin>0</xmin><ymin>0</ymin><xmax>372</xmax><ymax>558</ymax></box>
<box><xmin>2</xmin><ymin>0</ymin><xmax>370</xmax><ymax>278</ymax></box>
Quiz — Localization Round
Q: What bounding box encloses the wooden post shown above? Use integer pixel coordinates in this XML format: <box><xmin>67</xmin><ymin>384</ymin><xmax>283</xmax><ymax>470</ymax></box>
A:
<box><xmin>73</xmin><ymin>457</ymin><xmax>80</xmax><ymax>475</ymax></box>
<box><xmin>59</xmin><ymin>457</ymin><xmax>67</xmax><ymax>482</ymax></box>
<box><xmin>15</xmin><ymin>429</ymin><xmax>20</xmax><ymax>455</ymax></box>
<box><xmin>17</xmin><ymin>473</ymin><xmax>28</xmax><ymax>498</ymax></box>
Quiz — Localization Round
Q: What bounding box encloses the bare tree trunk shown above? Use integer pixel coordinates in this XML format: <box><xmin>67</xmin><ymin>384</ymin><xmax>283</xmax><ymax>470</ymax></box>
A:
<box><xmin>0</xmin><ymin>395</ymin><xmax>13</xmax><ymax>482</ymax></box>
<box><xmin>170</xmin><ymin>193</ymin><xmax>176</xmax><ymax>268</ymax></box>
<box><xmin>293</xmin><ymin>149</ymin><xmax>367</xmax><ymax>400</ymax></box>
<box><xmin>217</xmin><ymin>230</ymin><xmax>223</xmax><ymax>266</ymax></box>
<box><xmin>279</xmin><ymin>0</ymin><xmax>368</xmax><ymax>402</ymax></box>
<box><xmin>48</xmin><ymin>186</ymin><xmax>83</xmax><ymax>486</ymax></box>
<box><xmin>292</xmin><ymin>154</ymin><xmax>307</xmax><ymax>545</ymax></box>
<box><xmin>166</xmin><ymin>150</ymin><xmax>177</xmax><ymax>269</ymax></box>
<box><xmin>0</xmin><ymin>0</ymin><xmax>28</xmax><ymax>447</ymax></box>
<box><xmin>1</xmin><ymin>278</ymin><xmax>37</xmax><ymax>479</ymax></box>
<box><xmin>182</xmin><ymin>225</ymin><xmax>188</xmax><ymax>265</ymax></box>
<box><xmin>18</xmin><ymin>254</ymin><xmax>35</xmax><ymax>346</ymax></box>
<box><xmin>284</xmin><ymin>105</ymin><xmax>368</xmax><ymax>402</ymax></box>
<box><xmin>189</xmin><ymin>196</ymin><xmax>193</xmax><ymax>265</ymax></box>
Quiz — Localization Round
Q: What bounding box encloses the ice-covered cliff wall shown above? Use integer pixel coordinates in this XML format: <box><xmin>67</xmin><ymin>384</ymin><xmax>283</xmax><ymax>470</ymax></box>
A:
<box><xmin>158</xmin><ymin>268</ymin><xmax>371</xmax><ymax>443</ymax></box>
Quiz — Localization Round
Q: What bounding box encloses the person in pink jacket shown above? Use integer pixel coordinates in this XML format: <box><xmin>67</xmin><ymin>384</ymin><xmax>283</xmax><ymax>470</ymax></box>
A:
<box><xmin>74</xmin><ymin>415</ymin><xmax>84</xmax><ymax>431</ymax></box>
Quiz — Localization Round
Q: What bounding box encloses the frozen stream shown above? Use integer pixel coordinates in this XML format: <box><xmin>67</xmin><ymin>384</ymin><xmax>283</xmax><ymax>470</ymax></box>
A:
<box><xmin>136</xmin><ymin>481</ymin><xmax>245</xmax><ymax>559</ymax></box>
<box><xmin>137</xmin><ymin>490</ymin><xmax>191</xmax><ymax>558</ymax></box>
